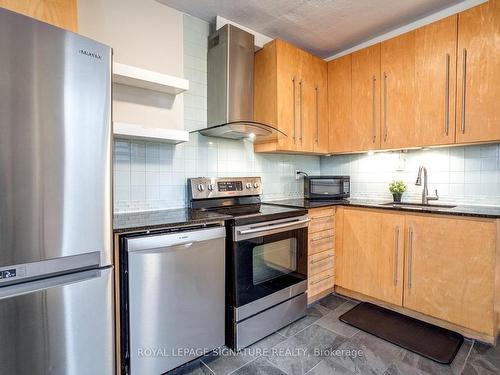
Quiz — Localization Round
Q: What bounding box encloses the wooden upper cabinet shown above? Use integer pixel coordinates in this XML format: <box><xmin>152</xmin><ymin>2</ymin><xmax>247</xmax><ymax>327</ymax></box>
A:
<box><xmin>381</xmin><ymin>31</ymin><xmax>416</xmax><ymax>149</ymax></box>
<box><xmin>328</xmin><ymin>55</ymin><xmax>352</xmax><ymax>153</ymax></box>
<box><xmin>0</xmin><ymin>0</ymin><xmax>77</xmax><ymax>32</ymax></box>
<box><xmin>254</xmin><ymin>40</ymin><xmax>299</xmax><ymax>153</ymax></box>
<box><xmin>415</xmin><ymin>15</ymin><xmax>457</xmax><ymax>146</ymax></box>
<box><xmin>337</xmin><ymin>208</ymin><xmax>405</xmax><ymax>306</ymax></box>
<box><xmin>298</xmin><ymin>51</ymin><xmax>315</xmax><ymax>153</ymax></box>
<box><xmin>254</xmin><ymin>40</ymin><xmax>328</xmax><ymax>154</ymax></box>
<box><xmin>404</xmin><ymin>215</ymin><xmax>497</xmax><ymax>335</ymax></box>
<box><xmin>311</xmin><ymin>55</ymin><xmax>329</xmax><ymax>154</ymax></box>
<box><xmin>456</xmin><ymin>0</ymin><xmax>500</xmax><ymax>144</ymax></box>
<box><xmin>351</xmin><ymin>44</ymin><xmax>381</xmax><ymax>151</ymax></box>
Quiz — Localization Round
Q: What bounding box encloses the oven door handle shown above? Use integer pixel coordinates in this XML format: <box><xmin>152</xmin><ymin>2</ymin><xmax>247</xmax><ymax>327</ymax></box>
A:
<box><xmin>237</xmin><ymin>218</ymin><xmax>311</xmax><ymax>235</ymax></box>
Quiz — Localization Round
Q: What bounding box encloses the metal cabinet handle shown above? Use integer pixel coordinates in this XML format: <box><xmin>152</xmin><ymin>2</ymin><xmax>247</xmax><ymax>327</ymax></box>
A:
<box><xmin>460</xmin><ymin>49</ymin><xmax>467</xmax><ymax>134</ymax></box>
<box><xmin>408</xmin><ymin>227</ymin><xmax>413</xmax><ymax>289</ymax></box>
<box><xmin>238</xmin><ymin>218</ymin><xmax>311</xmax><ymax>235</ymax></box>
<box><xmin>315</xmin><ymin>85</ymin><xmax>319</xmax><ymax>144</ymax></box>
<box><xmin>311</xmin><ymin>274</ymin><xmax>333</xmax><ymax>285</ymax></box>
<box><xmin>292</xmin><ymin>76</ymin><xmax>296</xmax><ymax>143</ymax></box>
<box><xmin>444</xmin><ymin>54</ymin><xmax>450</xmax><ymax>136</ymax></box>
<box><xmin>372</xmin><ymin>75</ymin><xmax>377</xmax><ymax>143</ymax></box>
<box><xmin>311</xmin><ymin>253</ymin><xmax>334</xmax><ymax>264</ymax></box>
<box><xmin>383</xmin><ymin>72</ymin><xmax>388</xmax><ymax>142</ymax></box>
<box><xmin>393</xmin><ymin>226</ymin><xmax>399</xmax><ymax>287</ymax></box>
<box><xmin>299</xmin><ymin>79</ymin><xmax>303</xmax><ymax>142</ymax></box>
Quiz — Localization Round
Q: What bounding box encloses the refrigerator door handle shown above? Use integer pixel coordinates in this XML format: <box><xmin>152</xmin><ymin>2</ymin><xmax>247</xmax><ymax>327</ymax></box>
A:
<box><xmin>0</xmin><ymin>268</ymin><xmax>106</xmax><ymax>300</ymax></box>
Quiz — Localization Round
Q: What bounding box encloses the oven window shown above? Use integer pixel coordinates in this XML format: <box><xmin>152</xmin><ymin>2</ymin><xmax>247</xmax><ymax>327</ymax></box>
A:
<box><xmin>252</xmin><ymin>238</ymin><xmax>297</xmax><ymax>285</ymax></box>
<box><xmin>310</xmin><ymin>179</ymin><xmax>341</xmax><ymax>195</ymax></box>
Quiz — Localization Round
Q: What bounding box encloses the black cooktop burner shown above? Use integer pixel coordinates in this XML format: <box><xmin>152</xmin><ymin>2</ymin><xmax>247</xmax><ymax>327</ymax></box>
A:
<box><xmin>205</xmin><ymin>203</ymin><xmax>307</xmax><ymax>225</ymax></box>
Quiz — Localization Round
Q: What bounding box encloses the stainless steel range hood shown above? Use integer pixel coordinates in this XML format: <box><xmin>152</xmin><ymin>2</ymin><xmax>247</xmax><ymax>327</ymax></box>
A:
<box><xmin>195</xmin><ymin>24</ymin><xmax>284</xmax><ymax>140</ymax></box>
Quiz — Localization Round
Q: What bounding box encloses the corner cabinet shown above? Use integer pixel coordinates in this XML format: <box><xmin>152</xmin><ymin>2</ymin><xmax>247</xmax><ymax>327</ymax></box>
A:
<box><xmin>336</xmin><ymin>207</ymin><xmax>500</xmax><ymax>343</ymax></box>
<box><xmin>0</xmin><ymin>0</ymin><xmax>77</xmax><ymax>32</ymax></box>
<box><xmin>254</xmin><ymin>40</ymin><xmax>328</xmax><ymax>154</ymax></box>
<box><xmin>336</xmin><ymin>208</ymin><xmax>405</xmax><ymax>306</ymax></box>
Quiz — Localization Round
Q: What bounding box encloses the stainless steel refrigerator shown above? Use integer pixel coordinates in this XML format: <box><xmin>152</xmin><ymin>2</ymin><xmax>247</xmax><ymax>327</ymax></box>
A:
<box><xmin>0</xmin><ymin>9</ymin><xmax>114</xmax><ymax>375</ymax></box>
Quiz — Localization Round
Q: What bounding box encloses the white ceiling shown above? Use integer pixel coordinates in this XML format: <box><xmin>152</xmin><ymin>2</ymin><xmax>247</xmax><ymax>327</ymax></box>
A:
<box><xmin>156</xmin><ymin>0</ymin><xmax>464</xmax><ymax>58</ymax></box>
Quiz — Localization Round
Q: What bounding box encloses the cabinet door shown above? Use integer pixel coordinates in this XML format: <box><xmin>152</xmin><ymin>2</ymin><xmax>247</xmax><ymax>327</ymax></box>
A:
<box><xmin>456</xmin><ymin>0</ymin><xmax>500</xmax><ymax>144</ymax></box>
<box><xmin>276</xmin><ymin>40</ymin><xmax>301</xmax><ymax>151</ymax></box>
<box><xmin>404</xmin><ymin>215</ymin><xmax>496</xmax><ymax>335</ymax></box>
<box><xmin>415</xmin><ymin>15</ymin><xmax>457</xmax><ymax>146</ymax></box>
<box><xmin>381</xmin><ymin>32</ymin><xmax>416</xmax><ymax>149</ymax></box>
<box><xmin>351</xmin><ymin>44</ymin><xmax>381</xmax><ymax>151</ymax></box>
<box><xmin>0</xmin><ymin>0</ymin><xmax>77</xmax><ymax>31</ymax></box>
<box><xmin>312</xmin><ymin>56</ymin><xmax>329</xmax><ymax>154</ymax></box>
<box><xmin>337</xmin><ymin>209</ymin><xmax>405</xmax><ymax>306</ymax></box>
<box><xmin>298</xmin><ymin>51</ymin><xmax>315</xmax><ymax>152</ymax></box>
<box><xmin>328</xmin><ymin>55</ymin><xmax>352</xmax><ymax>153</ymax></box>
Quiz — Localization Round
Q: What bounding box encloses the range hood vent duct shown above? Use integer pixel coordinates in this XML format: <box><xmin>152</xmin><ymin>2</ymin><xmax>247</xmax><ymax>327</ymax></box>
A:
<box><xmin>193</xmin><ymin>24</ymin><xmax>284</xmax><ymax>140</ymax></box>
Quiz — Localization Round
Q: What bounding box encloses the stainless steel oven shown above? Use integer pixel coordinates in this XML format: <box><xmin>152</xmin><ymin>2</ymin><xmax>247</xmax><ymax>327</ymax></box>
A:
<box><xmin>229</xmin><ymin>216</ymin><xmax>309</xmax><ymax>350</ymax></box>
<box><xmin>188</xmin><ymin>177</ymin><xmax>309</xmax><ymax>351</ymax></box>
<box><xmin>304</xmin><ymin>175</ymin><xmax>350</xmax><ymax>200</ymax></box>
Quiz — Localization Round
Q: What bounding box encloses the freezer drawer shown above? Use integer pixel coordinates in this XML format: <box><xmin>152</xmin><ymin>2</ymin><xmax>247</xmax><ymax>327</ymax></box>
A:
<box><xmin>0</xmin><ymin>268</ymin><xmax>114</xmax><ymax>375</ymax></box>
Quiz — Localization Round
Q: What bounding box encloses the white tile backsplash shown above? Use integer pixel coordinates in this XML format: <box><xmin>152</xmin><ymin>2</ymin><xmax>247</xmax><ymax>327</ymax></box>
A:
<box><xmin>321</xmin><ymin>145</ymin><xmax>500</xmax><ymax>206</ymax></box>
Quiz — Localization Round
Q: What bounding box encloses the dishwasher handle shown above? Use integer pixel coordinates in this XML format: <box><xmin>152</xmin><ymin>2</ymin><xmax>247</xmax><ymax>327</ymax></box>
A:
<box><xmin>126</xmin><ymin>226</ymin><xmax>226</xmax><ymax>252</ymax></box>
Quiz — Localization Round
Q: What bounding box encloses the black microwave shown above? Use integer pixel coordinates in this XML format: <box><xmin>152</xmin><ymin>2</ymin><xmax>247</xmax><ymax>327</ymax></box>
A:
<box><xmin>304</xmin><ymin>176</ymin><xmax>350</xmax><ymax>200</ymax></box>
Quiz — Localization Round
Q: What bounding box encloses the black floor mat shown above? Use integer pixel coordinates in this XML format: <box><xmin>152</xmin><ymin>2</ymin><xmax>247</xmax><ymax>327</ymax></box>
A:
<box><xmin>339</xmin><ymin>302</ymin><xmax>464</xmax><ymax>364</ymax></box>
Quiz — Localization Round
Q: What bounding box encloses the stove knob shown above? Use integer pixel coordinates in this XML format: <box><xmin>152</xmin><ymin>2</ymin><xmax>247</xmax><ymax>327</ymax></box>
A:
<box><xmin>245</xmin><ymin>183</ymin><xmax>252</xmax><ymax>189</ymax></box>
<box><xmin>253</xmin><ymin>182</ymin><xmax>260</xmax><ymax>189</ymax></box>
<box><xmin>197</xmin><ymin>184</ymin><xmax>205</xmax><ymax>192</ymax></box>
<box><xmin>208</xmin><ymin>184</ymin><xmax>215</xmax><ymax>191</ymax></box>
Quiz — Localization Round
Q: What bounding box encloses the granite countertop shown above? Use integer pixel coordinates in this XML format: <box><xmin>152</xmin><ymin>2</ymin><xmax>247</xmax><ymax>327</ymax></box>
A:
<box><xmin>113</xmin><ymin>208</ymin><xmax>232</xmax><ymax>234</ymax></box>
<box><xmin>264</xmin><ymin>198</ymin><xmax>500</xmax><ymax>219</ymax></box>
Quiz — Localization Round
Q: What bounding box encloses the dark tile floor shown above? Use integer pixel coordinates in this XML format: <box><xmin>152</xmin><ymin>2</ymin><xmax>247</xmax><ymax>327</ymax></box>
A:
<box><xmin>170</xmin><ymin>294</ymin><xmax>500</xmax><ymax>375</ymax></box>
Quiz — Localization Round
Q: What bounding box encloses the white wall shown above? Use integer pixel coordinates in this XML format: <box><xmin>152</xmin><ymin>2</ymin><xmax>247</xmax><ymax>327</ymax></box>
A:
<box><xmin>77</xmin><ymin>0</ymin><xmax>185</xmax><ymax>130</ymax></box>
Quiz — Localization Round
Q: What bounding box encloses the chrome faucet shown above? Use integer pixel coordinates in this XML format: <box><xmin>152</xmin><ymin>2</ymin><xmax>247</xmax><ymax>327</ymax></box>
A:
<box><xmin>415</xmin><ymin>166</ymin><xmax>439</xmax><ymax>205</ymax></box>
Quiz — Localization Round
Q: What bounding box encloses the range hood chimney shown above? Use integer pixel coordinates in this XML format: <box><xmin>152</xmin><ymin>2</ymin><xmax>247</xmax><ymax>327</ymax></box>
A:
<box><xmin>195</xmin><ymin>24</ymin><xmax>284</xmax><ymax>140</ymax></box>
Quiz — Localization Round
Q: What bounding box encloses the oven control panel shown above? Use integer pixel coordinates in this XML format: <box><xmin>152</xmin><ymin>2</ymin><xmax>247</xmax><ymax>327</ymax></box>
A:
<box><xmin>189</xmin><ymin>177</ymin><xmax>262</xmax><ymax>200</ymax></box>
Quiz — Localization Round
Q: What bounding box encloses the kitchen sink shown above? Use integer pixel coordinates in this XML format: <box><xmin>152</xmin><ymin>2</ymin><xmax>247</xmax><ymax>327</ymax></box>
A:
<box><xmin>381</xmin><ymin>202</ymin><xmax>457</xmax><ymax>210</ymax></box>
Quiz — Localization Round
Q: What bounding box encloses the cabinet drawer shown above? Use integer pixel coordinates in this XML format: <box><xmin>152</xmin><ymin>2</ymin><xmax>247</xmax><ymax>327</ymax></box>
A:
<box><xmin>309</xmin><ymin>214</ymin><xmax>335</xmax><ymax>233</ymax></box>
<box><xmin>309</xmin><ymin>233</ymin><xmax>334</xmax><ymax>255</ymax></box>
<box><xmin>309</xmin><ymin>208</ymin><xmax>335</xmax><ymax>219</ymax></box>
<box><xmin>309</xmin><ymin>250</ymin><xmax>334</xmax><ymax>276</ymax></box>
<box><xmin>308</xmin><ymin>269</ymin><xmax>334</xmax><ymax>296</ymax></box>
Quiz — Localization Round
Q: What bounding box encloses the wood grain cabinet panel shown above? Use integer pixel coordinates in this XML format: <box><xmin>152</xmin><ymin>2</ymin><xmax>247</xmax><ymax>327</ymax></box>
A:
<box><xmin>404</xmin><ymin>215</ymin><xmax>497</xmax><ymax>335</ymax></box>
<box><xmin>456</xmin><ymin>0</ymin><xmax>500</xmax><ymax>144</ymax></box>
<box><xmin>337</xmin><ymin>209</ymin><xmax>405</xmax><ymax>306</ymax></box>
<box><xmin>381</xmin><ymin>31</ymin><xmax>416</xmax><ymax>149</ymax></box>
<box><xmin>328</xmin><ymin>55</ymin><xmax>352</xmax><ymax>153</ymax></box>
<box><xmin>351</xmin><ymin>43</ymin><xmax>381</xmax><ymax>151</ymax></box>
<box><xmin>0</xmin><ymin>0</ymin><xmax>77</xmax><ymax>31</ymax></box>
<box><xmin>254</xmin><ymin>40</ymin><xmax>328</xmax><ymax>154</ymax></box>
<box><xmin>415</xmin><ymin>15</ymin><xmax>458</xmax><ymax>146</ymax></box>
<box><xmin>307</xmin><ymin>208</ymin><xmax>335</xmax><ymax>303</ymax></box>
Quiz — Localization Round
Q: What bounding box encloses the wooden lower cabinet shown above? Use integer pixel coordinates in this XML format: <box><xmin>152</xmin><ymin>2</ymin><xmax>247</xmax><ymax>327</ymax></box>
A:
<box><xmin>336</xmin><ymin>207</ymin><xmax>500</xmax><ymax>342</ymax></box>
<box><xmin>404</xmin><ymin>215</ymin><xmax>497</xmax><ymax>336</ymax></box>
<box><xmin>307</xmin><ymin>207</ymin><xmax>335</xmax><ymax>303</ymax></box>
<box><xmin>336</xmin><ymin>208</ymin><xmax>405</xmax><ymax>306</ymax></box>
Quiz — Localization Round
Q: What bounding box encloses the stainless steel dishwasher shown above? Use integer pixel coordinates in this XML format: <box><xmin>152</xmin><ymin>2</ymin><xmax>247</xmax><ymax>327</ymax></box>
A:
<box><xmin>119</xmin><ymin>224</ymin><xmax>226</xmax><ymax>375</ymax></box>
